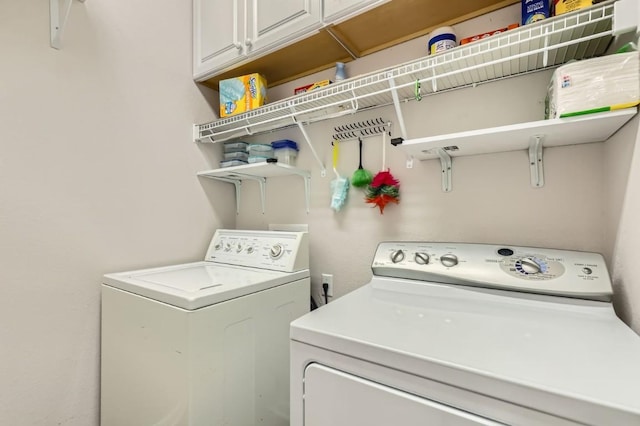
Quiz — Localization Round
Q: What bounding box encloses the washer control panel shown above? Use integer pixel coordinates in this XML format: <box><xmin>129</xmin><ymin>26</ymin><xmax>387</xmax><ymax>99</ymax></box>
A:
<box><xmin>372</xmin><ymin>242</ymin><xmax>612</xmax><ymax>301</ymax></box>
<box><xmin>205</xmin><ymin>229</ymin><xmax>309</xmax><ymax>272</ymax></box>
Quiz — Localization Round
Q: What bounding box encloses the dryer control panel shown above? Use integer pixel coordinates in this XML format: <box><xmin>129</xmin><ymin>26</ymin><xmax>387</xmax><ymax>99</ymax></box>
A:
<box><xmin>206</xmin><ymin>229</ymin><xmax>309</xmax><ymax>272</ymax></box>
<box><xmin>372</xmin><ymin>242</ymin><xmax>612</xmax><ymax>301</ymax></box>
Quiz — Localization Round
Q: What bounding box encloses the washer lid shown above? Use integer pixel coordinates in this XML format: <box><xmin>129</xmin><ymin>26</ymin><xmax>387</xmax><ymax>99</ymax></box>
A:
<box><xmin>291</xmin><ymin>277</ymin><xmax>640</xmax><ymax>425</ymax></box>
<box><xmin>103</xmin><ymin>261</ymin><xmax>309</xmax><ymax>310</ymax></box>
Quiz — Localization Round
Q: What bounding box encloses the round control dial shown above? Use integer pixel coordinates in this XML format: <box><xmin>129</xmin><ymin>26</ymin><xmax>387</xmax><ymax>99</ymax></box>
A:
<box><xmin>414</xmin><ymin>252</ymin><xmax>430</xmax><ymax>265</ymax></box>
<box><xmin>515</xmin><ymin>257</ymin><xmax>547</xmax><ymax>275</ymax></box>
<box><xmin>390</xmin><ymin>250</ymin><xmax>405</xmax><ymax>263</ymax></box>
<box><xmin>440</xmin><ymin>254</ymin><xmax>458</xmax><ymax>267</ymax></box>
<box><xmin>270</xmin><ymin>244</ymin><xmax>284</xmax><ymax>259</ymax></box>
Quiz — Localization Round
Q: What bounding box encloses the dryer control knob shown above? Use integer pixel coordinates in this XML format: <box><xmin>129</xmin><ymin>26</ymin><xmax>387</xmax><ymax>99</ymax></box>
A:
<box><xmin>214</xmin><ymin>243</ymin><xmax>222</xmax><ymax>251</ymax></box>
<box><xmin>236</xmin><ymin>244</ymin><xmax>243</xmax><ymax>253</ymax></box>
<box><xmin>414</xmin><ymin>252</ymin><xmax>430</xmax><ymax>265</ymax></box>
<box><xmin>518</xmin><ymin>257</ymin><xmax>541</xmax><ymax>274</ymax></box>
<box><xmin>225</xmin><ymin>243</ymin><xmax>232</xmax><ymax>252</ymax></box>
<box><xmin>270</xmin><ymin>244</ymin><xmax>284</xmax><ymax>259</ymax></box>
<box><xmin>390</xmin><ymin>250</ymin><xmax>405</xmax><ymax>263</ymax></box>
<box><xmin>246</xmin><ymin>246</ymin><xmax>254</xmax><ymax>254</ymax></box>
<box><xmin>440</xmin><ymin>254</ymin><xmax>458</xmax><ymax>267</ymax></box>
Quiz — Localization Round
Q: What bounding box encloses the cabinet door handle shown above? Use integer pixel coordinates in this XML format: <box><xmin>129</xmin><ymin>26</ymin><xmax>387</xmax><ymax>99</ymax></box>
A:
<box><xmin>245</xmin><ymin>38</ymin><xmax>252</xmax><ymax>48</ymax></box>
<box><xmin>234</xmin><ymin>42</ymin><xmax>243</xmax><ymax>51</ymax></box>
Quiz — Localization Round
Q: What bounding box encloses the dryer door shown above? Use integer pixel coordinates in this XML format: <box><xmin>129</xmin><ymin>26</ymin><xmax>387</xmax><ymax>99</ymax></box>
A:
<box><xmin>303</xmin><ymin>364</ymin><xmax>503</xmax><ymax>426</ymax></box>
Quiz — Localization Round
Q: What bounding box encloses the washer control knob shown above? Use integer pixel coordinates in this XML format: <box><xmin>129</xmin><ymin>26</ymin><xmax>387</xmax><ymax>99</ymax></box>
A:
<box><xmin>518</xmin><ymin>258</ymin><xmax>541</xmax><ymax>274</ymax></box>
<box><xmin>414</xmin><ymin>252</ymin><xmax>430</xmax><ymax>265</ymax></box>
<box><xmin>214</xmin><ymin>242</ymin><xmax>222</xmax><ymax>251</ymax></box>
<box><xmin>225</xmin><ymin>243</ymin><xmax>232</xmax><ymax>252</ymax></box>
<box><xmin>270</xmin><ymin>244</ymin><xmax>284</xmax><ymax>259</ymax></box>
<box><xmin>246</xmin><ymin>246</ymin><xmax>254</xmax><ymax>254</ymax></box>
<box><xmin>390</xmin><ymin>250</ymin><xmax>405</xmax><ymax>263</ymax></box>
<box><xmin>236</xmin><ymin>244</ymin><xmax>243</xmax><ymax>253</ymax></box>
<box><xmin>440</xmin><ymin>254</ymin><xmax>458</xmax><ymax>267</ymax></box>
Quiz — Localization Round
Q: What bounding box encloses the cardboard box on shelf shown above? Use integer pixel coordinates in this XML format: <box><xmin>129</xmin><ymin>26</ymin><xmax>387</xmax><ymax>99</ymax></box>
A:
<box><xmin>553</xmin><ymin>0</ymin><xmax>593</xmax><ymax>17</ymax></box>
<box><xmin>294</xmin><ymin>79</ymin><xmax>332</xmax><ymax>95</ymax></box>
<box><xmin>219</xmin><ymin>73</ymin><xmax>267</xmax><ymax>118</ymax></box>
<box><xmin>521</xmin><ymin>0</ymin><xmax>551</xmax><ymax>25</ymax></box>
<box><xmin>460</xmin><ymin>24</ymin><xmax>520</xmax><ymax>45</ymax></box>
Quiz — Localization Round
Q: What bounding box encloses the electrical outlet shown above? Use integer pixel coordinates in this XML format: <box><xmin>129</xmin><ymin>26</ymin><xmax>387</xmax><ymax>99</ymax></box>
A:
<box><xmin>321</xmin><ymin>273</ymin><xmax>333</xmax><ymax>298</ymax></box>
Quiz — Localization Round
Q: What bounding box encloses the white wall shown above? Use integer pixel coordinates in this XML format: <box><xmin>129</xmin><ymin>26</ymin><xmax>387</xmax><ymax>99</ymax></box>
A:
<box><xmin>605</xmin><ymin>117</ymin><xmax>640</xmax><ymax>332</ymax></box>
<box><xmin>0</xmin><ymin>1</ymin><xmax>234</xmax><ymax>425</ymax></box>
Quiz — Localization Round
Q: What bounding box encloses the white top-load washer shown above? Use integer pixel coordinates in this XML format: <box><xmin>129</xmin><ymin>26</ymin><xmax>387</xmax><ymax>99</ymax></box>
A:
<box><xmin>290</xmin><ymin>242</ymin><xmax>640</xmax><ymax>426</ymax></box>
<box><xmin>101</xmin><ymin>229</ymin><xmax>309</xmax><ymax>426</ymax></box>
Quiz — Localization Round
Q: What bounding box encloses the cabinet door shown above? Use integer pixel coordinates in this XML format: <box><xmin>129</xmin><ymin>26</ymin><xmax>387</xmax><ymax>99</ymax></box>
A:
<box><xmin>323</xmin><ymin>0</ymin><xmax>388</xmax><ymax>23</ymax></box>
<box><xmin>193</xmin><ymin>0</ymin><xmax>245</xmax><ymax>80</ymax></box>
<box><xmin>245</xmin><ymin>0</ymin><xmax>321</xmax><ymax>55</ymax></box>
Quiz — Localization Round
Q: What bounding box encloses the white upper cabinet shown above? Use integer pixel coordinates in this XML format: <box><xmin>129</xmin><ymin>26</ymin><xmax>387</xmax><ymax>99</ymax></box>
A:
<box><xmin>194</xmin><ymin>0</ymin><xmax>321</xmax><ymax>81</ymax></box>
<box><xmin>193</xmin><ymin>0</ymin><xmax>245</xmax><ymax>80</ymax></box>
<box><xmin>323</xmin><ymin>0</ymin><xmax>388</xmax><ymax>23</ymax></box>
<box><xmin>246</xmin><ymin>0</ymin><xmax>322</xmax><ymax>54</ymax></box>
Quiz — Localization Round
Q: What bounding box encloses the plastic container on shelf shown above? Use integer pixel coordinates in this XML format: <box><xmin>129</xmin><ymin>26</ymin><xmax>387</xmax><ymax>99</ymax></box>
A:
<box><xmin>248</xmin><ymin>144</ymin><xmax>274</xmax><ymax>162</ymax></box>
<box><xmin>271</xmin><ymin>139</ymin><xmax>299</xmax><ymax>165</ymax></box>
<box><xmin>223</xmin><ymin>151</ymin><xmax>249</xmax><ymax>161</ymax></box>
<box><xmin>223</xmin><ymin>141</ymin><xmax>249</xmax><ymax>153</ymax></box>
<box><xmin>220</xmin><ymin>159</ymin><xmax>248</xmax><ymax>168</ymax></box>
<box><xmin>248</xmin><ymin>156</ymin><xmax>270</xmax><ymax>163</ymax></box>
<box><xmin>427</xmin><ymin>26</ymin><xmax>457</xmax><ymax>55</ymax></box>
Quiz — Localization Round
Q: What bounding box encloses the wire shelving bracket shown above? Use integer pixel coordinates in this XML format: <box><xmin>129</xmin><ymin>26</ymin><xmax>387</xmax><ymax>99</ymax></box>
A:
<box><xmin>50</xmin><ymin>0</ymin><xmax>85</xmax><ymax>49</ymax></box>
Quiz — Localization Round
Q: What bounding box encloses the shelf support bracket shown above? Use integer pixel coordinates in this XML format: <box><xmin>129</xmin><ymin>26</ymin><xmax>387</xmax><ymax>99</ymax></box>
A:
<box><xmin>388</xmin><ymin>75</ymin><xmax>408</xmax><ymax>141</ymax></box>
<box><xmin>301</xmin><ymin>173</ymin><xmax>311</xmax><ymax>214</ymax></box>
<box><xmin>50</xmin><ymin>0</ymin><xmax>85</xmax><ymax>50</ymax></box>
<box><xmin>238</xmin><ymin>176</ymin><xmax>267</xmax><ymax>214</ymax></box>
<box><xmin>291</xmin><ymin>113</ymin><xmax>326</xmax><ymax>177</ymax></box>
<box><xmin>529</xmin><ymin>135</ymin><xmax>545</xmax><ymax>188</ymax></box>
<box><xmin>201</xmin><ymin>176</ymin><xmax>243</xmax><ymax>215</ymax></box>
<box><xmin>436</xmin><ymin>148</ymin><xmax>452</xmax><ymax>192</ymax></box>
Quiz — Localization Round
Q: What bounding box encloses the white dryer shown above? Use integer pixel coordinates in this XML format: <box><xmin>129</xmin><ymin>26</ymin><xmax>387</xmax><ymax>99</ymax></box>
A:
<box><xmin>101</xmin><ymin>229</ymin><xmax>309</xmax><ymax>426</ymax></box>
<box><xmin>291</xmin><ymin>242</ymin><xmax>640</xmax><ymax>426</ymax></box>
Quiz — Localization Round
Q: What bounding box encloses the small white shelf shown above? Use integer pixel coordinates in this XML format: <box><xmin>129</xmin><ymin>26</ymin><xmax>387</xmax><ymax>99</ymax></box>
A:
<box><xmin>398</xmin><ymin>108</ymin><xmax>638</xmax><ymax>190</ymax></box>
<box><xmin>400</xmin><ymin>109</ymin><xmax>638</xmax><ymax>159</ymax></box>
<box><xmin>198</xmin><ymin>163</ymin><xmax>311</xmax><ymax>214</ymax></box>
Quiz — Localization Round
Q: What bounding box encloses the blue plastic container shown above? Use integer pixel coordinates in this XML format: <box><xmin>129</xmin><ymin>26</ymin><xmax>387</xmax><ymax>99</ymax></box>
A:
<box><xmin>271</xmin><ymin>140</ymin><xmax>299</xmax><ymax>165</ymax></box>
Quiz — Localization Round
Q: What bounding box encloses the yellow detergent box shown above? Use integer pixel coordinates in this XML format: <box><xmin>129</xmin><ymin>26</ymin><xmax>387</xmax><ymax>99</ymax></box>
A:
<box><xmin>553</xmin><ymin>0</ymin><xmax>592</xmax><ymax>16</ymax></box>
<box><xmin>219</xmin><ymin>73</ymin><xmax>267</xmax><ymax>118</ymax></box>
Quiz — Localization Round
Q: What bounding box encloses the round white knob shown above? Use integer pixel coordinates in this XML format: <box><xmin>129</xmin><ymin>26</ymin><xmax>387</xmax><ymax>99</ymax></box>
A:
<box><xmin>390</xmin><ymin>250</ymin><xmax>405</xmax><ymax>263</ymax></box>
<box><xmin>247</xmin><ymin>246</ymin><xmax>254</xmax><ymax>254</ymax></box>
<box><xmin>440</xmin><ymin>254</ymin><xmax>458</xmax><ymax>267</ymax></box>
<box><xmin>224</xmin><ymin>243</ymin><xmax>232</xmax><ymax>252</ymax></box>
<box><xmin>234</xmin><ymin>42</ymin><xmax>242</xmax><ymax>51</ymax></box>
<box><xmin>414</xmin><ymin>252</ymin><xmax>429</xmax><ymax>265</ymax></box>
<box><xmin>214</xmin><ymin>243</ymin><xmax>222</xmax><ymax>251</ymax></box>
<box><xmin>519</xmin><ymin>258</ymin><xmax>541</xmax><ymax>274</ymax></box>
<box><xmin>236</xmin><ymin>244</ymin><xmax>243</xmax><ymax>253</ymax></box>
<box><xmin>270</xmin><ymin>244</ymin><xmax>283</xmax><ymax>259</ymax></box>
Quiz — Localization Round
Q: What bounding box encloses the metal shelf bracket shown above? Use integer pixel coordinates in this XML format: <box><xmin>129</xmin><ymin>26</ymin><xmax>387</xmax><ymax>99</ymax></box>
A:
<box><xmin>435</xmin><ymin>148</ymin><xmax>452</xmax><ymax>192</ymax></box>
<box><xmin>200</xmin><ymin>176</ymin><xmax>243</xmax><ymax>215</ymax></box>
<box><xmin>529</xmin><ymin>135</ymin><xmax>545</xmax><ymax>188</ymax></box>
<box><xmin>290</xmin><ymin>110</ymin><xmax>327</xmax><ymax>178</ymax></box>
<box><xmin>50</xmin><ymin>0</ymin><xmax>85</xmax><ymax>50</ymax></box>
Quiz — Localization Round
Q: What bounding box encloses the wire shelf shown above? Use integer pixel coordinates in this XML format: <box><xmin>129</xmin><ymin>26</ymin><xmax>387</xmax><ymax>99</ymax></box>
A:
<box><xmin>195</xmin><ymin>2</ymin><xmax>616</xmax><ymax>143</ymax></box>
